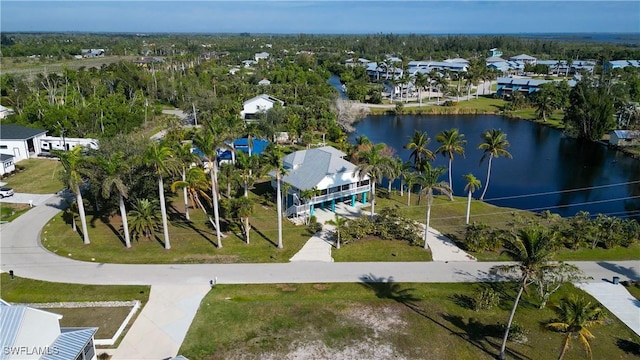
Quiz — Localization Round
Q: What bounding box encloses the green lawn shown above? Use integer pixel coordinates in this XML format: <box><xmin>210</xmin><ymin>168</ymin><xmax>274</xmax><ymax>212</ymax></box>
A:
<box><xmin>180</xmin><ymin>282</ymin><xmax>640</xmax><ymax>359</ymax></box>
<box><xmin>0</xmin><ymin>203</ymin><xmax>31</xmax><ymax>222</ymax></box>
<box><xmin>3</xmin><ymin>159</ymin><xmax>64</xmax><ymax>193</ymax></box>
<box><xmin>374</xmin><ymin>191</ymin><xmax>639</xmax><ymax>262</ymax></box>
<box><xmin>43</xmin><ymin>181</ymin><xmax>312</xmax><ymax>264</ymax></box>
<box><xmin>0</xmin><ymin>273</ymin><xmax>150</xmax><ymax>303</ymax></box>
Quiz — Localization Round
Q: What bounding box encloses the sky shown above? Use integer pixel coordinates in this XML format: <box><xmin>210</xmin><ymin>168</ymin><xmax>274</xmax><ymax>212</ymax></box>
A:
<box><xmin>1</xmin><ymin>1</ymin><xmax>639</xmax><ymax>34</ymax></box>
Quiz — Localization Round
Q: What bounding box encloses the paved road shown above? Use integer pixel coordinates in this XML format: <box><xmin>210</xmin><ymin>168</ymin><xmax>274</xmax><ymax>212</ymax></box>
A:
<box><xmin>2</xmin><ymin>195</ymin><xmax>638</xmax><ymax>286</ymax></box>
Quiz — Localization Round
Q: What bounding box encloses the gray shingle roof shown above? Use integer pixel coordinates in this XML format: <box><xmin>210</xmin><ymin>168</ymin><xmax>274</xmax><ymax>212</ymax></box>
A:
<box><xmin>0</xmin><ymin>124</ymin><xmax>47</xmax><ymax>140</ymax></box>
<box><xmin>280</xmin><ymin>146</ymin><xmax>356</xmax><ymax>190</ymax></box>
<box><xmin>0</xmin><ymin>154</ymin><xmax>13</xmax><ymax>162</ymax></box>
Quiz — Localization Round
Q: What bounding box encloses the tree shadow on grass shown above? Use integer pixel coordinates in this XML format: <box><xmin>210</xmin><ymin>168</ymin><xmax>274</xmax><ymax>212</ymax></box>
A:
<box><xmin>97</xmin><ymin>215</ymin><xmax>127</xmax><ymax>247</ymax></box>
<box><xmin>616</xmin><ymin>337</ymin><xmax>640</xmax><ymax>356</ymax></box>
<box><xmin>250</xmin><ymin>224</ymin><xmax>277</xmax><ymax>248</ymax></box>
<box><xmin>169</xmin><ymin>206</ymin><xmax>217</xmax><ymax>247</ymax></box>
<box><xmin>358</xmin><ymin>273</ymin><xmax>504</xmax><ymax>359</ymax></box>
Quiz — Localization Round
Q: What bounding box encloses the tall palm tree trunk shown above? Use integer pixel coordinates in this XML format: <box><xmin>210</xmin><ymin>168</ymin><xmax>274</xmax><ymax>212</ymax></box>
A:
<box><xmin>158</xmin><ymin>176</ymin><xmax>171</xmax><ymax>250</ymax></box>
<box><xmin>210</xmin><ymin>161</ymin><xmax>222</xmax><ymax>248</ymax></box>
<box><xmin>182</xmin><ymin>169</ymin><xmax>190</xmax><ymax>220</ymax></box>
<box><xmin>558</xmin><ymin>334</ymin><xmax>571</xmax><ymax>360</ymax></box>
<box><xmin>466</xmin><ymin>190</ymin><xmax>472</xmax><ymax>225</ymax></box>
<box><xmin>76</xmin><ymin>187</ymin><xmax>90</xmax><ymax>245</ymax></box>
<box><xmin>119</xmin><ymin>194</ymin><xmax>131</xmax><ymax>248</ymax></box>
<box><xmin>370</xmin><ymin>182</ymin><xmax>376</xmax><ymax>217</ymax></box>
<box><xmin>499</xmin><ymin>280</ymin><xmax>526</xmax><ymax>360</ymax></box>
<box><xmin>245</xmin><ymin>217</ymin><xmax>250</xmax><ymax>245</ymax></box>
<box><xmin>480</xmin><ymin>155</ymin><xmax>493</xmax><ymax>200</ymax></box>
<box><xmin>276</xmin><ymin>173</ymin><xmax>283</xmax><ymax>249</ymax></box>
<box><xmin>423</xmin><ymin>192</ymin><xmax>432</xmax><ymax>249</ymax></box>
<box><xmin>407</xmin><ymin>184</ymin><xmax>411</xmax><ymax>206</ymax></box>
<box><xmin>448</xmin><ymin>158</ymin><xmax>454</xmax><ymax>195</ymax></box>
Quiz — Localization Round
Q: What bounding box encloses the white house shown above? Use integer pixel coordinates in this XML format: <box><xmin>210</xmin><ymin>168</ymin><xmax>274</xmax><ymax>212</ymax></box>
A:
<box><xmin>254</xmin><ymin>52</ymin><xmax>269</xmax><ymax>61</ymax></box>
<box><xmin>0</xmin><ymin>299</ymin><xmax>98</xmax><ymax>360</ymax></box>
<box><xmin>0</xmin><ymin>124</ymin><xmax>48</xmax><ymax>162</ymax></box>
<box><xmin>240</xmin><ymin>94</ymin><xmax>284</xmax><ymax>121</ymax></box>
<box><xmin>0</xmin><ymin>154</ymin><xmax>15</xmax><ymax>176</ymax></box>
<box><xmin>273</xmin><ymin>146</ymin><xmax>371</xmax><ymax>218</ymax></box>
<box><xmin>610</xmin><ymin>130</ymin><xmax>640</xmax><ymax>147</ymax></box>
<box><xmin>257</xmin><ymin>78</ymin><xmax>271</xmax><ymax>86</ymax></box>
<box><xmin>509</xmin><ymin>54</ymin><xmax>537</xmax><ymax>65</ymax></box>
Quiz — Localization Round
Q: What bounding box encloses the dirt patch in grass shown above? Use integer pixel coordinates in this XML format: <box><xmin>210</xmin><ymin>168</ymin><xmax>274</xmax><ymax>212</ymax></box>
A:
<box><xmin>43</xmin><ymin>307</ymin><xmax>132</xmax><ymax>339</ymax></box>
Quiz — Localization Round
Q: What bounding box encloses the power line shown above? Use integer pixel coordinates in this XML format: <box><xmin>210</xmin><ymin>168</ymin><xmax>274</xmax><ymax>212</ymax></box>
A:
<box><xmin>482</xmin><ymin>180</ymin><xmax>640</xmax><ymax>202</ymax></box>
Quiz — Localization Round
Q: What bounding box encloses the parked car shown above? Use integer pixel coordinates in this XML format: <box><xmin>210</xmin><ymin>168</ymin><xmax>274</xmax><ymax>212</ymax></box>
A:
<box><xmin>0</xmin><ymin>187</ymin><xmax>14</xmax><ymax>198</ymax></box>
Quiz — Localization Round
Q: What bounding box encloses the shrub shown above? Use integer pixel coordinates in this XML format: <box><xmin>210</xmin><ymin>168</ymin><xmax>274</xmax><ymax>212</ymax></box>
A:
<box><xmin>307</xmin><ymin>221</ymin><xmax>323</xmax><ymax>234</ymax></box>
<box><xmin>472</xmin><ymin>288</ymin><xmax>501</xmax><ymax>311</ymax></box>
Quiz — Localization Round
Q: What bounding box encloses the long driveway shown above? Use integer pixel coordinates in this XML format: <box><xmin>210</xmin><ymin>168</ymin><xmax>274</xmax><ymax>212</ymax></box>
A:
<box><xmin>2</xmin><ymin>195</ymin><xmax>638</xmax><ymax>286</ymax></box>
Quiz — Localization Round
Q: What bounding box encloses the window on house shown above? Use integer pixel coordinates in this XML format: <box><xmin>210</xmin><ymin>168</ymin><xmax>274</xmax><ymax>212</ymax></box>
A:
<box><xmin>0</xmin><ymin>145</ymin><xmax>7</xmax><ymax>149</ymax></box>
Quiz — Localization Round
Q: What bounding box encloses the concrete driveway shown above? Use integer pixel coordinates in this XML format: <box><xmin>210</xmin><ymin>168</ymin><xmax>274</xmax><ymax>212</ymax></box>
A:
<box><xmin>0</xmin><ymin>192</ymin><xmax>57</xmax><ymax>206</ymax></box>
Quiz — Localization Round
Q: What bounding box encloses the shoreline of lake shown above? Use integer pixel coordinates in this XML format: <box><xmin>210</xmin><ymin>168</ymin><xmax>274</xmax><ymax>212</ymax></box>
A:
<box><xmin>349</xmin><ymin>114</ymin><xmax>640</xmax><ymax>219</ymax></box>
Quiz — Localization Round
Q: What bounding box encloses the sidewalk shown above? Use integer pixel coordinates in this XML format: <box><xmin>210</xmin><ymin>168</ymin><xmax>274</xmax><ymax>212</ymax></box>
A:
<box><xmin>575</xmin><ymin>282</ymin><xmax>640</xmax><ymax>337</ymax></box>
<box><xmin>109</xmin><ymin>284</ymin><xmax>211</xmax><ymax>360</ymax></box>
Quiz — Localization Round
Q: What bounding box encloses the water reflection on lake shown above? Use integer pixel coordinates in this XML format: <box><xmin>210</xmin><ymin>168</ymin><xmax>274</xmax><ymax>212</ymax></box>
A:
<box><xmin>349</xmin><ymin>114</ymin><xmax>640</xmax><ymax>218</ymax></box>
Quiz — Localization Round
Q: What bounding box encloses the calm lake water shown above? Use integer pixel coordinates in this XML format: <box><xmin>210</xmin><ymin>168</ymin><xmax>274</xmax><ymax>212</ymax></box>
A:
<box><xmin>349</xmin><ymin>115</ymin><xmax>640</xmax><ymax>218</ymax></box>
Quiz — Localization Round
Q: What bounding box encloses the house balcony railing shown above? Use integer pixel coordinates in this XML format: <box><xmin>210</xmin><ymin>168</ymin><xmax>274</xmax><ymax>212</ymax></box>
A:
<box><xmin>284</xmin><ymin>184</ymin><xmax>371</xmax><ymax>217</ymax></box>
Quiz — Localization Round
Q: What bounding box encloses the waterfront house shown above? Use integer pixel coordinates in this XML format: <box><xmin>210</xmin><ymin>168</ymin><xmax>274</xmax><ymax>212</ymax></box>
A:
<box><xmin>0</xmin><ymin>299</ymin><xmax>98</xmax><ymax>360</ymax></box>
<box><xmin>0</xmin><ymin>105</ymin><xmax>14</xmax><ymax>119</ymax></box>
<box><xmin>496</xmin><ymin>77</ymin><xmax>576</xmax><ymax>98</ymax></box>
<box><xmin>605</xmin><ymin>60</ymin><xmax>640</xmax><ymax>71</ymax></box>
<box><xmin>273</xmin><ymin>146</ymin><xmax>371</xmax><ymax>218</ymax></box>
<box><xmin>610</xmin><ymin>130</ymin><xmax>640</xmax><ymax>147</ymax></box>
<box><xmin>240</xmin><ymin>94</ymin><xmax>285</xmax><ymax>121</ymax></box>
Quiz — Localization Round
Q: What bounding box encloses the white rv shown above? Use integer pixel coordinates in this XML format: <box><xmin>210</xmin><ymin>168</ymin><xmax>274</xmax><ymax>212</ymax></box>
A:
<box><xmin>40</xmin><ymin>136</ymin><xmax>99</xmax><ymax>153</ymax></box>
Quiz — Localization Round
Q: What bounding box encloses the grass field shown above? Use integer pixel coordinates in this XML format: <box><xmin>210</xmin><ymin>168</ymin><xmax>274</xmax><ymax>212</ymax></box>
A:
<box><xmin>180</xmin><ymin>282</ymin><xmax>640</xmax><ymax>360</ymax></box>
<box><xmin>0</xmin><ymin>203</ymin><xmax>31</xmax><ymax>222</ymax></box>
<box><xmin>3</xmin><ymin>158</ymin><xmax>64</xmax><ymax>193</ymax></box>
<box><xmin>1</xmin><ymin>56</ymin><xmax>137</xmax><ymax>76</ymax></box>
<box><xmin>44</xmin><ymin>306</ymin><xmax>133</xmax><ymax>339</ymax></box>
<box><xmin>0</xmin><ymin>273</ymin><xmax>150</xmax><ymax>303</ymax></box>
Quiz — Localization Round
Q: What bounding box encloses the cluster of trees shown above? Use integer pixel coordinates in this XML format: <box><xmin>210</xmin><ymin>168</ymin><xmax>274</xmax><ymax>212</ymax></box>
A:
<box><xmin>337</xmin><ymin>128</ymin><xmax>511</xmax><ymax>249</ymax></box>
<box><xmin>465</xmin><ymin>211</ymin><xmax>640</xmax><ymax>253</ymax></box>
<box><xmin>56</xmin><ymin>117</ymin><xmax>296</xmax><ymax>250</ymax></box>
<box><xmin>5</xmin><ymin>33</ymin><xmax>640</xmax><ymax>63</ymax></box>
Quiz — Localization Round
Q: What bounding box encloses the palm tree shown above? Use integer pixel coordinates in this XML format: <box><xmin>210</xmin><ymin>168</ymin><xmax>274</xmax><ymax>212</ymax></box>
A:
<box><xmin>171</xmin><ymin>166</ymin><xmax>213</xmax><ymax>226</ymax></box>
<box><xmin>462</xmin><ymin>173</ymin><xmax>481</xmax><ymax>225</ymax></box>
<box><xmin>143</xmin><ymin>141</ymin><xmax>177</xmax><ymax>250</ymax></box>
<box><xmin>435</xmin><ymin>128</ymin><xmax>466</xmax><ymax>194</ymax></box>
<box><xmin>545</xmin><ymin>295</ymin><xmax>604</xmax><ymax>360</ymax></box>
<box><xmin>193</xmin><ymin>127</ymin><xmax>227</xmax><ymax>248</ymax></box>
<box><xmin>62</xmin><ymin>198</ymin><xmax>79</xmax><ymax>232</ymax></box>
<box><xmin>385</xmin><ymin>157</ymin><xmax>402</xmax><ymax>194</ymax></box>
<box><xmin>218</xmin><ymin>162</ymin><xmax>237</xmax><ymax>197</ymax></box>
<box><xmin>173</xmin><ymin>141</ymin><xmax>199</xmax><ymax>220</ymax></box>
<box><xmin>326</xmin><ymin>214</ymin><xmax>348</xmax><ymax>249</ymax></box>
<box><xmin>128</xmin><ymin>198</ymin><xmax>161</xmax><ymax>240</ymax></box>
<box><xmin>494</xmin><ymin>226</ymin><xmax>556</xmax><ymax>360</ymax></box>
<box><xmin>262</xmin><ymin>144</ymin><xmax>287</xmax><ymax>248</ymax></box>
<box><xmin>404</xmin><ymin>171</ymin><xmax>419</xmax><ymax>206</ymax></box>
<box><xmin>355</xmin><ymin>143</ymin><xmax>392</xmax><ymax>217</ymax></box>
<box><xmin>478</xmin><ymin>129</ymin><xmax>512</xmax><ymax>200</ymax></box>
<box><xmin>235</xmin><ymin>151</ymin><xmax>259</xmax><ymax>198</ymax></box>
<box><xmin>414</xmin><ymin>71</ymin><xmax>428</xmax><ymax>105</ymax></box>
<box><xmin>97</xmin><ymin>152</ymin><xmax>132</xmax><ymax>248</ymax></box>
<box><xmin>233</xmin><ymin>196</ymin><xmax>254</xmax><ymax>244</ymax></box>
<box><xmin>399</xmin><ymin>160</ymin><xmax>413</xmax><ymax>197</ymax></box>
<box><xmin>417</xmin><ymin>163</ymin><xmax>452</xmax><ymax>249</ymax></box>
<box><xmin>404</xmin><ymin>130</ymin><xmax>434</xmax><ymax>169</ymax></box>
<box><xmin>56</xmin><ymin>147</ymin><xmax>90</xmax><ymax>245</ymax></box>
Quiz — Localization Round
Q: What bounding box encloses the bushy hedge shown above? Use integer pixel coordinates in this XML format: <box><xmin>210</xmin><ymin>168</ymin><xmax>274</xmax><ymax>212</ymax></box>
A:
<box><xmin>341</xmin><ymin>206</ymin><xmax>421</xmax><ymax>245</ymax></box>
